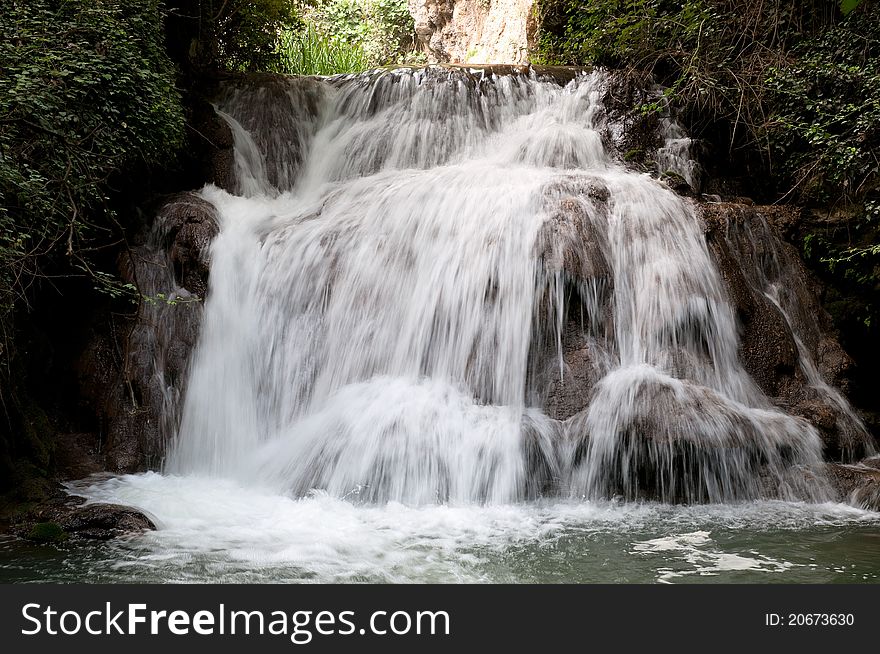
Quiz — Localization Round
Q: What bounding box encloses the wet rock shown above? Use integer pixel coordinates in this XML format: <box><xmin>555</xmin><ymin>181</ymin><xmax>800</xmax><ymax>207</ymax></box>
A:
<box><xmin>188</xmin><ymin>96</ymin><xmax>235</xmax><ymax>192</ymax></box>
<box><xmin>660</xmin><ymin>171</ymin><xmax>694</xmax><ymax>197</ymax></box>
<box><xmin>538</xmin><ymin>184</ymin><xmax>611</xmax><ymax>282</ymax></box>
<box><xmin>13</xmin><ymin>494</ymin><xmax>155</xmax><ymax>542</ymax></box>
<box><xmin>541</xmin><ymin>335</ymin><xmax>606</xmax><ymax>421</ymax></box>
<box><xmin>703</xmin><ymin>205</ymin><xmax>798</xmax><ymax>396</ymax></box>
<box><xmin>53</xmin><ymin>433</ymin><xmax>104</xmax><ymax>480</ymax></box>
<box><xmin>861</xmin><ymin>455</ymin><xmax>880</xmax><ymax>470</ymax></box>
<box><xmin>566</xmin><ymin>373</ymin><xmax>823</xmax><ymax>503</ymax></box>
<box><xmin>521</xmin><ymin>412</ymin><xmax>564</xmax><ymax>497</ymax></box>
<box><xmin>105</xmin><ymin>407</ymin><xmax>158</xmax><ymax>473</ymax></box>
<box><xmin>75</xmin><ymin>194</ymin><xmax>218</xmax><ymax>475</ymax></box>
<box><xmin>531</xmin><ymin>177</ymin><xmax>614</xmax><ymax>420</ymax></box>
<box><xmin>701</xmin><ymin>202</ymin><xmax>872</xmax><ymax>458</ymax></box>
<box><xmin>215</xmin><ymin>74</ymin><xmax>326</xmax><ymax>193</ymax></box>
<box><xmin>602</xmin><ymin>71</ymin><xmax>662</xmax><ymax>169</ymax></box>
<box><xmin>160</xmin><ymin>193</ymin><xmax>219</xmax><ymax>299</ymax></box>
<box><xmin>59</xmin><ymin>503</ymin><xmax>156</xmax><ymax>540</ymax></box>
<box><xmin>826</xmin><ymin>462</ymin><xmax>880</xmax><ymax>510</ymax></box>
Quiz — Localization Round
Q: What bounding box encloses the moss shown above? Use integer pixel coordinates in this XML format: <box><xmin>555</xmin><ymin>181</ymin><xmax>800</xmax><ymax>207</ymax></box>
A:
<box><xmin>660</xmin><ymin>170</ymin><xmax>687</xmax><ymax>185</ymax></box>
<box><xmin>26</xmin><ymin>522</ymin><xmax>67</xmax><ymax>543</ymax></box>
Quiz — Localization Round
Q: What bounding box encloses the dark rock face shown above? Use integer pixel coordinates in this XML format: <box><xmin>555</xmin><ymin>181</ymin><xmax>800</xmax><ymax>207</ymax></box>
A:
<box><xmin>188</xmin><ymin>96</ymin><xmax>236</xmax><ymax>193</ymax></box>
<box><xmin>701</xmin><ymin>203</ymin><xmax>873</xmax><ymax>459</ymax></box>
<box><xmin>13</xmin><ymin>494</ymin><xmax>155</xmax><ymax>542</ymax></box>
<box><xmin>702</xmin><ymin>205</ymin><xmax>800</xmax><ymax>397</ymax></box>
<box><xmin>214</xmin><ymin>73</ymin><xmax>326</xmax><ymax>194</ymax></box>
<box><xmin>77</xmin><ymin>194</ymin><xmax>218</xmax><ymax>473</ymax></box>
<box><xmin>163</xmin><ymin>193</ymin><xmax>219</xmax><ymax>299</ymax></box>
<box><xmin>566</xmin><ymin>374</ymin><xmax>822</xmax><ymax>503</ymax></box>
<box><xmin>530</xmin><ymin>176</ymin><xmax>613</xmax><ymax>420</ymax></box>
<box><xmin>602</xmin><ymin>71</ymin><xmax>663</xmax><ymax>170</ymax></box>
<box><xmin>531</xmin><ymin>190</ymin><xmax>874</xmax><ymax>481</ymax></box>
<box><xmin>826</xmin><ymin>461</ymin><xmax>880</xmax><ymax>510</ymax></box>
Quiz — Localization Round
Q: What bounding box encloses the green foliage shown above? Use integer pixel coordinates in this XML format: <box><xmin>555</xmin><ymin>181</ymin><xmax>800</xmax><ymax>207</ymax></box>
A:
<box><xmin>765</xmin><ymin>15</ymin><xmax>880</xmax><ymax>204</ymax></box>
<box><xmin>276</xmin><ymin>24</ymin><xmax>370</xmax><ymax>75</ymax></box>
<box><xmin>535</xmin><ymin>1</ymin><xmax>878</xmax><ymax>206</ymax></box>
<box><xmin>303</xmin><ymin>0</ymin><xmax>418</xmax><ymax>68</ymax></box>
<box><xmin>0</xmin><ymin>0</ymin><xmax>184</xmax><ymax>321</ymax></box>
<box><xmin>536</xmin><ymin>1</ymin><xmax>842</xmax><ymax>137</ymax></box>
<box><xmin>174</xmin><ymin>0</ymin><xmax>301</xmax><ymax>72</ymax></box>
<box><xmin>167</xmin><ymin>0</ymin><xmax>416</xmax><ymax>73</ymax></box>
<box><xmin>841</xmin><ymin>0</ymin><xmax>863</xmax><ymax>14</ymax></box>
<box><xmin>765</xmin><ymin>11</ymin><xmax>880</xmax><ymax>327</ymax></box>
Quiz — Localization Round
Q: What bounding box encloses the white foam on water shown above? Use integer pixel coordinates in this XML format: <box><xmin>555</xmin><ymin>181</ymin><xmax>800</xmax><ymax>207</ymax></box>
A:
<box><xmin>633</xmin><ymin>530</ymin><xmax>796</xmax><ymax>583</ymax></box>
<box><xmin>66</xmin><ymin>473</ymin><xmax>879</xmax><ymax>583</ymax></box>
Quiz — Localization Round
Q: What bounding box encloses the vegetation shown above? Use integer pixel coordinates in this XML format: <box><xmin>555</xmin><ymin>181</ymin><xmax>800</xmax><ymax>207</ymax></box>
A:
<box><xmin>276</xmin><ymin>24</ymin><xmax>370</xmax><ymax>76</ymax></box>
<box><xmin>0</xmin><ymin>0</ymin><xmax>184</xmax><ymax>332</ymax></box>
<box><xmin>300</xmin><ymin>0</ymin><xmax>419</xmax><ymax>68</ymax></box>
<box><xmin>165</xmin><ymin>0</ymin><xmax>417</xmax><ymax>75</ymax></box>
<box><xmin>0</xmin><ymin>0</ymin><xmax>418</xmax><ymax>345</ymax></box>
<box><xmin>26</xmin><ymin>521</ymin><xmax>67</xmax><ymax>543</ymax></box>
<box><xmin>164</xmin><ymin>0</ymin><xmax>301</xmax><ymax>72</ymax></box>
<box><xmin>535</xmin><ymin>1</ymin><xmax>877</xmax><ymax>201</ymax></box>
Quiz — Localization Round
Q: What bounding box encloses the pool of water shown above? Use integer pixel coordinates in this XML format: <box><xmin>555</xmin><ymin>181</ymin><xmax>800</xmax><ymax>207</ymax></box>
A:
<box><xmin>1</xmin><ymin>472</ymin><xmax>879</xmax><ymax>583</ymax></box>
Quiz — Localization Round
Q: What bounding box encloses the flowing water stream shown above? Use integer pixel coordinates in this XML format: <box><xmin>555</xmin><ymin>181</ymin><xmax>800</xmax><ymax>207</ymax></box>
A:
<box><xmin>5</xmin><ymin>67</ymin><xmax>877</xmax><ymax>583</ymax></box>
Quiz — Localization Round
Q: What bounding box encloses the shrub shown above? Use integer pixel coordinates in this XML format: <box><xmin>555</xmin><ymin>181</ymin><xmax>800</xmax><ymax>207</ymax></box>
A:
<box><xmin>0</xmin><ymin>0</ymin><xmax>184</xmax><ymax>328</ymax></box>
<box><xmin>303</xmin><ymin>0</ymin><xmax>418</xmax><ymax>68</ymax></box>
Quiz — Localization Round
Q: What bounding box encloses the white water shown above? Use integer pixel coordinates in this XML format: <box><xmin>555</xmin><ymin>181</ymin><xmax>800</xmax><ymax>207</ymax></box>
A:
<box><xmin>66</xmin><ymin>473</ymin><xmax>878</xmax><ymax>583</ymax></box>
<box><xmin>158</xmin><ymin>68</ymin><xmax>837</xmax><ymax>505</ymax></box>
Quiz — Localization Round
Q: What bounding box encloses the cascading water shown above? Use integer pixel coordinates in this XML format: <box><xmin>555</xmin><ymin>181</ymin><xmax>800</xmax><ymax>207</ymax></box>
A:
<box><xmin>162</xmin><ymin>67</ymin><xmax>832</xmax><ymax>505</ymax></box>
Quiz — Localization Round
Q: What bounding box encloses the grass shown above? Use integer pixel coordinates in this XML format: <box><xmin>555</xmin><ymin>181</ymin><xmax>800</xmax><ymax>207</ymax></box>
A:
<box><xmin>277</xmin><ymin>24</ymin><xmax>370</xmax><ymax>76</ymax></box>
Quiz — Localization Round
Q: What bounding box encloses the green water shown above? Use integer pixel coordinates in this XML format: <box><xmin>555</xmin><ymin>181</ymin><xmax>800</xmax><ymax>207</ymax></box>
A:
<box><xmin>1</xmin><ymin>474</ymin><xmax>878</xmax><ymax>584</ymax></box>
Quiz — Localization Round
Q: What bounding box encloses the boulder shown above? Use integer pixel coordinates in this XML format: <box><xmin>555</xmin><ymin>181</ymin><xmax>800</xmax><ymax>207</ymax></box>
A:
<box><xmin>13</xmin><ymin>494</ymin><xmax>155</xmax><ymax>542</ymax></box>
<box><xmin>826</xmin><ymin>462</ymin><xmax>880</xmax><ymax>510</ymax></box>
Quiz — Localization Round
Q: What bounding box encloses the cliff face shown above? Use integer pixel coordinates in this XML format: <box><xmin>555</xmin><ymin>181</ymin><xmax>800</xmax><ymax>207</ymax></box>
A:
<box><xmin>408</xmin><ymin>0</ymin><xmax>537</xmax><ymax>63</ymax></box>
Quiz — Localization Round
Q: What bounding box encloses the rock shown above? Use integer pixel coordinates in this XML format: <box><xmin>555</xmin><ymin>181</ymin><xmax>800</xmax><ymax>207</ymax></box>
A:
<box><xmin>862</xmin><ymin>455</ymin><xmax>880</xmax><ymax>470</ymax></box>
<box><xmin>59</xmin><ymin>503</ymin><xmax>156</xmax><ymax>540</ymax></box>
<box><xmin>160</xmin><ymin>193</ymin><xmax>219</xmax><ymax>299</ymax></box>
<box><xmin>660</xmin><ymin>171</ymin><xmax>694</xmax><ymax>197</ymax></box>
<box><xmin>701</xmin><ymin>202</ymin><xmax>873</xmax><ymax>458</ymax></box>
<box><xmin>702</xmin><ymin>204</ymin><xmax>799</xmax><ymax>396</ymax></box>
<box><xmin>26</xmin><ymin>522</ymin><xmax>67</xmax><ymax>543</ymax></box>
<box><xmin>566</xmin><ymin>373</ymin><xmax>822</xmax><ymax>503</ymax></box>
<box><xmin>13</xmin><ymin>493</ymin><xmax>155</xmax><ymax>542</ymax></box>
<box><xmin>75</xmin><ymin>193</ymin><xmax>218</xmax><ymax>475</ymax></box>
<box><xmin>188</xmin><ymin>96</ymin><xmax>235</xmax><ymax>192</ymax></box>
<box><xmin>826</xmin><ymin>462</ymin><xmax>880</xmax><ymax>510</ymax></box>
<box><xmin>531</xmin><ymin>176</ymin><xmax>613</xmax><ymax>420</ymax></box>
<box><xmin>214</xmin><ymin>74</ymin><xmax>325</xmax><ymax>193</ymax></box>
<box><xmin>53</xmin><ymin>432</ymin><xmax>104</xmax><ymax>480</ymax></box>
<box><xmin>409</xmin><ymin>0</ymin><xmax>535</xmax><ymax>64</ymax></box>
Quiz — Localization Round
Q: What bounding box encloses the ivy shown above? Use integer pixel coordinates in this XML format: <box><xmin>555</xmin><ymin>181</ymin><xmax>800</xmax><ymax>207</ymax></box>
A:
<box><xmin>0</xmin><ymin>0</ymin><xmax>184</xmax><ymax>321</ymax></box>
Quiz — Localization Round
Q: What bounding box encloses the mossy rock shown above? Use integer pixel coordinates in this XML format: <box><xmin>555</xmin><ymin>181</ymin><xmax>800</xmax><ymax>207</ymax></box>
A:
<box><xmin>26</xmin><ymin>522</ymin><xmax>68</xmax><ymax>543</ymax></box>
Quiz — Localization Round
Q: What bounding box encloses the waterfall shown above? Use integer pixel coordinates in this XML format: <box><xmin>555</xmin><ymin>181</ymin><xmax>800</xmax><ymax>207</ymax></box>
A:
<box><xmin>165</xmin><ymin>67</ymin><xmax>836</xmax><ymax>504</ymax></box>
